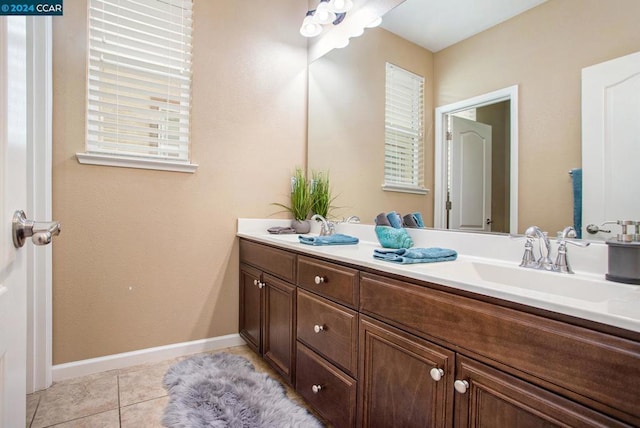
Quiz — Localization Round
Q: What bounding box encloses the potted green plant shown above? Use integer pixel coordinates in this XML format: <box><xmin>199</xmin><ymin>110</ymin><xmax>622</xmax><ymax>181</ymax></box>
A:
<box><xmin>311</xmin><ymin>170</ymin><xmax>333</xmax><ymax>219</ymax></box>
<box><xmin>272</xmin><ymin>167</ymin><xmax>313</xmax><ymax>233</ymax></box>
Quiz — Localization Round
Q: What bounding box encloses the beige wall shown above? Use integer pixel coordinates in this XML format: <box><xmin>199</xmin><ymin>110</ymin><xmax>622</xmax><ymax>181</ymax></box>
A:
<box><xmin>52</xmin><ymin>1</ymin><xmax>308</xmax><ymax>364</ymax></box>
<box><xmin>434</xmin><ymin>0</ymin><xmax>640</xmax><ymax>234</ymax></box>
<box><xmin>308</xmin><ymin>27</ymin><xmax>434</xmax><ymax>224</ymax></box>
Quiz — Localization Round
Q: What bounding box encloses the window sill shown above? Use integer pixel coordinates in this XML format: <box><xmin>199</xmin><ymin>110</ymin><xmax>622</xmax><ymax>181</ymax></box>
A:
<box><xmin>382</xmin><ymin>184</ymin><xmax>429</xmax><ymax>195</ymax></box>
<box><xmin>76</xmin><ymin>153</ymin><xmax>198</xmax><ymax>173</ymax></box>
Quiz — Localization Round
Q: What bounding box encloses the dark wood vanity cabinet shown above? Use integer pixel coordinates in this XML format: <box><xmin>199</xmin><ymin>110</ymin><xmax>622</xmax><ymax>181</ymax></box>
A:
<box><xmin>358</xmin><ymin>316</ymin><xmax>454</xmax><ymax>428</ymax></box>
<box><xmin>453</xmin><ymin>355</ymin><xmax>629</xmax><ymax>427</ymax></box>
<box><xmin>239</xmin><ymin>239</ymin><xmax>640</xmax><ymax>427</ymax></box>
<box><xmin>295</xmin><ymin>256</ymin><xmax>360</xmax><ymax>427</ymax></box>
<box><xmin>239</xmin><ymin>240</ymin><xmax>296</xmax><ymax>384</ymax></box>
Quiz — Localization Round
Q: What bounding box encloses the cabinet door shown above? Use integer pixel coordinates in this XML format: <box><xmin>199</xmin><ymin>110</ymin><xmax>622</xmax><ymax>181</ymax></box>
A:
<box><xmin>263</xmin><ymin>273</ymin><xmax>296</xmax><ymax>384</ymax></box>
<box><xmin>454</xmin><ymin>355</ymin><xmax>629</xmax><ymax>428</ymax></box>
<box><xmin>239</xmin><ymin>264</ymin><xmax>262</xmax><ymax>354</ymax></box>
<box><xmin>358</xmin><ymin>316</ymin><xmax>454</xmax><ymax>428</ymax></box>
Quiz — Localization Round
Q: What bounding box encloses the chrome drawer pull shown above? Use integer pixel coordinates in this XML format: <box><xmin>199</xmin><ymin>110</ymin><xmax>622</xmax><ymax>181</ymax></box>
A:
<box><xmin>314</xmin><ymin>275</ymin><xmax>326</xmax><ymax>284</ymax></box>
<box><xmin>313</xmin><ymin>324</ymin><xmax>325</xmax><ymax>333</ymax></box>
<box><xmin>312</xmin><ymin>384</ymin><xmax>323</xmax><ymax>394</ymax></box>
<box><xmin>430</xmin><ymin>368</ymin><xmax>444</xmax><ymax>381</ymax></box>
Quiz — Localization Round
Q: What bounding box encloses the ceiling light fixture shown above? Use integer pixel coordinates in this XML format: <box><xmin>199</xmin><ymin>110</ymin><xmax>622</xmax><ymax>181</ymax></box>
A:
<box><xmin>300</xmin><ymin>0</ymin><xmax>353</xmax><ymax>38</ymax></box>
<box><xmin>300</xmin><ymin>10</ymin><xmax>323</xmax><ymax>37</ymax></box>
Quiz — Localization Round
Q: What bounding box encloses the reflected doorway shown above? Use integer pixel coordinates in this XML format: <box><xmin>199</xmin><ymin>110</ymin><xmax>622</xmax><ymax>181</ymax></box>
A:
<box><xmin>434</xmin><ymin>86</ymin><xmax>519</xmax><ymax>235</ymax></box>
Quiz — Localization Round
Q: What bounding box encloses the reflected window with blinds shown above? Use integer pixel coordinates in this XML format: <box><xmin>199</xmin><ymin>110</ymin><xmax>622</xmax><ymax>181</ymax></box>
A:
<box><xmin>78</xmin><ymin>0</ymin><xmax>196</xmax><ymax>173</ymax></box>
<box><xmin>383</xmin><ymin>62</ymin><xmax>426</xmax><ymax>193</ymax></box>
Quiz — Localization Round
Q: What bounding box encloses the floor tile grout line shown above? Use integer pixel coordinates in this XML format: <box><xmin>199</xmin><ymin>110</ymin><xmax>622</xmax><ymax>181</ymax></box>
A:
<box><xmin>117</xmin><ymin>374</ymin><xmax>122</xmax><ymax>427</ymax></box>
<box><xmin>28</xmin><ymin>394</ymin><xmax>40</xmax><ymax>428</ymax></box>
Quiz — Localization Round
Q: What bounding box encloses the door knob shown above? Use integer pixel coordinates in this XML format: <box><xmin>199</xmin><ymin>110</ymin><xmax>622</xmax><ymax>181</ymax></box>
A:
<box><xmin>12</xmin><ymin>210</ymin><xmax>61</xmax><ymax>248</ymax></box>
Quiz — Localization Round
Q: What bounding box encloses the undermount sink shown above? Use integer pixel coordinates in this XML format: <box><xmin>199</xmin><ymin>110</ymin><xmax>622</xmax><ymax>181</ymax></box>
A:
<box><xmin>423</xmin><ymin>260</ymin><xmax>634</xmax><ymax>303</ymax></box>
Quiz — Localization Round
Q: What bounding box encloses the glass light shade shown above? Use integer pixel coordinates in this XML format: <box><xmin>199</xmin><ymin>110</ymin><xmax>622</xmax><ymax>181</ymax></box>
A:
<box><xmin>312</xmin><ymin>2</ymin><xmax>336</xmax><ymax>25</ymax></box>
<box><xmin>335</xmin><ymin>38</ymin><xmax>350</xmax><ymax>48</ymax></box>
<box><xmin>365</xmin><ymin>16</ymin><xmax>382</xmax><ymax>28</ymax></box>
<box><xmin>300</xmin><ymin>15</ymin><xmax>323</xmax><ymax>37</ymax></box>
<box><xmin>328</xmin><ymin>0</ymin><xmax>353</xmax><ymax>13</ymax></box>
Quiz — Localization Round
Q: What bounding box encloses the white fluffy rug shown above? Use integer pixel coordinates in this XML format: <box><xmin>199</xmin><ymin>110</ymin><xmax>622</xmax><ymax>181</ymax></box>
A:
<box><xmin>162</xmin><ymin>353</ymin><xmax>322</xmax><ymax>428</ymax></box>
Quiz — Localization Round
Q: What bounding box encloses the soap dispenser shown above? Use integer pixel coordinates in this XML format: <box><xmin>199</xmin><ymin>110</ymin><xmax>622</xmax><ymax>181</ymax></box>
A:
<box><xmin>603</xmin><ymin>220</ymin><xmax>640</xmax><ymax>284</ymax></box>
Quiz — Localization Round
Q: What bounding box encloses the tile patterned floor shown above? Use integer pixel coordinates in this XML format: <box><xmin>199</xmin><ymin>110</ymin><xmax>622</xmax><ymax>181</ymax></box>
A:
<box><xmin>27</xmin><ymin>345</ymin><xmax>322</xmax><ymax>428</ymax></box>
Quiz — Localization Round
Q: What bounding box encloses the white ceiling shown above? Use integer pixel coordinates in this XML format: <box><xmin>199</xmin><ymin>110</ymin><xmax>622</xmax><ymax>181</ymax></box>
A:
<box><xmin>381</xmin><ymin>0</ymin><xmax>547</xmax><ymax>52</ymax></box>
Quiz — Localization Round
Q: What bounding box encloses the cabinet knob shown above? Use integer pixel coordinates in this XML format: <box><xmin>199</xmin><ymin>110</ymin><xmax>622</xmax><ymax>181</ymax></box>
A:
<box><xmin>313</xmin><ymin>324</ymin><xmax>325</xmax><ymax>333</ymax></box>
<box><xmin>314</xmin><ymin>275</ymin><xmax>325</xmax><ymax>284</ymax></box>
<box><xmin>258</xmin><ymin>281</ymin><xmax>265</xmax><ymax>289</ymax></box>
<box><xmin>312</xmin><ymin>384</ymin><xmax>323</xmax><ymax>394</ymax></box>
<box><xmin>454</xmin><ymin>379</ymin><xmax>469</xmax><ymax>394</ymax></box>
<box><xmin>430</xmin><ymin>368</ymin><xmax>444</xmax><ymax>381</ymax></box>
<box><xmin>253</xmin><ymin>279</ymin><xmax>259</xmax><ymax>286</ymax></box>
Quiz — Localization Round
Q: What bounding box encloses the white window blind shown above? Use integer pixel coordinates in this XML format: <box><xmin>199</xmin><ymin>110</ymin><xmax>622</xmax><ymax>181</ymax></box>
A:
<box><xmin>384</xmin><ymin>62</ymin><xmax>426</xmax><ymax>193</ymax></box>
<box><xmin>83</xmin><ymin>0</ymin><xmax>194</xmax><ymax>171</ymax></box>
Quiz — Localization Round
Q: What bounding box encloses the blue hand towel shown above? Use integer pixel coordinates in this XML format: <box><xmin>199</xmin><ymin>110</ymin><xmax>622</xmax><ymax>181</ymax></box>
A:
<box><xmin>386</xmin><ymin>211</ymin><xmax>404</xmax><ymax>228</ymax></box>
<box><xmin>412</xmin><ymin>212</ymin><xmax>425</xmax><ymax>228</ymax></box>
<box><xmin>299</xmin><ymin>234</ymin><xmax>359</xmax><ymax>246</ymax></box>
<box><xmin>375</xmin><ymin>225</ymin><xmax>413</xmax><ymax>249</ymax></box>
<box><xmin>373</xmin><ymin>247</ymin><xmax>457</xmax><ymax>264</ymax></box>
<box><xmin>570</xmin><ymin>168</ymin><xmax>582</xmax><ymax>239</ymax></box>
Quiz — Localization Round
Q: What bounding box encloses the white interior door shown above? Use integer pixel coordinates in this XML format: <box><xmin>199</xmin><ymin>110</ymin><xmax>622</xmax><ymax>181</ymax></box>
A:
<box><xmin>1</xmin><ymin>16</ymin><xmax>28</xmax><ymax>427</ymax></box>
<box><xmin>449</xmin><ymin>116</ymin><xmax>492</xmax><ymax>231</ymax></box>
<box><xmin>582</xmin><ymin>51</ymin><xmax>640</xmax><ymax>240</ymax></box>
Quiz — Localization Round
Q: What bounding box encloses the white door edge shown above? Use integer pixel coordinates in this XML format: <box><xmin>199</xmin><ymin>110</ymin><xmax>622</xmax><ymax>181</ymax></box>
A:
<box><xmin>26</xmin><ymin>16</ymin><xmax>53</xmax><ymax>393</ymax></box>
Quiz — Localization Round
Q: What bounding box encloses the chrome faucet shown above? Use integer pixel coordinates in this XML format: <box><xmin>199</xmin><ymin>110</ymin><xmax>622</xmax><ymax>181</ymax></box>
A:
<box><xmin>311</xmin><ymin>214</ymin><xmax>335</xmax><ymax>236</ymax></box>
<box><xmin>520</xmin><ymin>225</ymin><xmax>589</xmax><ymax>273</ymax></box>
<box><xmin>343</xmin><ymin>215</ymin><xmax>361</xmax><ymax>223</ymax></box>
<box><xmin>554</xmin><ymin>226</ymin><xmax>590</xmax><ymax>274</ymax></box>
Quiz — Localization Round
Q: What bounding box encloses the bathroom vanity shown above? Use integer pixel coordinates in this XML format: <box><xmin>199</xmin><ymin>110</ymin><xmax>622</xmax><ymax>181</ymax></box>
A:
<box><xmin>238</xmin><ymin>222</ymin><xmax>639</xmax><ymax>427</ymax></box>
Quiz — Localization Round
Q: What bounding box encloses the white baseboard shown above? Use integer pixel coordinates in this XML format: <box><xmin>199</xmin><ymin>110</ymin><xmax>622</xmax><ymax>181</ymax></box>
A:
<box><xmin>52</xmin><ymin>334</ymin><xmax>246</xmax><ymax>382</ymax></box>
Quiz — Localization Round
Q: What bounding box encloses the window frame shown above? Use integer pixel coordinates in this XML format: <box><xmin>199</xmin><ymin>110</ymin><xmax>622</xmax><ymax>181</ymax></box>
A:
<box><xmin>77</xmin><ymin>0</ymin><xmax>197</xmax><ymax>173</ymax></box>
<box><xmin>382</xmin><ymin>62</ymin><xmax>427</xmax><ymax>194</ymax></box>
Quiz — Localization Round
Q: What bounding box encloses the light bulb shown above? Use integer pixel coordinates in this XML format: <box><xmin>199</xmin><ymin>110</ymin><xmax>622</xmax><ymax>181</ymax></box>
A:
<box><xmin>312</xmin><ymin>2</ymin><xmax>336</xmax><ymax>25</ymax></box>
<box><xmin>300</xmin><ymin>15</ymin><xmax>322</xmax><ymax>37</ymax></box>
<box><xmin>328</xmin><ymin>0</ymin><xmax>353</xmax><ymax>13</ymax></box>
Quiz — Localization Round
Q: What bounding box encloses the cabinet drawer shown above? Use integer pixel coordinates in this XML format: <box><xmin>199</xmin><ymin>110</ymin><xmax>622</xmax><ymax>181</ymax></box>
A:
<box><xmin>360</xmin><ymin>272</ymin><xmax>640</xmax><ymax>424</ymax></box>
<box><xmin>296</xmin><ymin>342</ymin><xmax>357</xmax><ymax>428</ymax></box>
<box><xmin>297</xmin><ymin>288</ymin><xmax>358</xmax><ymax>376</ymax></box>
<box><xmin>239</xmin><ymin>239</ymin><xmax>296</xmax><ymax>282</ymax></box>
<box><xmin>298</xmin><ymin>256</ymin><xmax>358</xmax><ymax>308</ymax></box>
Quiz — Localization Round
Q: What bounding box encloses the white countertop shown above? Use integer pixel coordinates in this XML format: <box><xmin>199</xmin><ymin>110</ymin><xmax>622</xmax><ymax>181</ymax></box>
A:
<box><xmin>237</xmin><ymin>219</ymin><xmax>640</xmax><ymax>333</ymax></box>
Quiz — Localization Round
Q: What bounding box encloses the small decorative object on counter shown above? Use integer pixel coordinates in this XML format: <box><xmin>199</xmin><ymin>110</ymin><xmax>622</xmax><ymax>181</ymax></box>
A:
<box><xmin>604</xmin><ymin>220</ymin><xmax>640</xmax><ymax>284</ymax></box>
<box><xmin>374</xmin><ymin>211</ymin><xmax>413</xmax><ymax>249</ymax></box>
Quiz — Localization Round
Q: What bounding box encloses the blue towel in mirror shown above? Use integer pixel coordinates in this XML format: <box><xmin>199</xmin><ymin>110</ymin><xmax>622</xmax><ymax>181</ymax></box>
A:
<box><xmin>570</xmin><ymin>168</ymin><xmax>582</xmax><ymax>239</ymax></box>
<box><xmin>374</xmin><ymin>247</ymin><xmax>457</xmax><ymax>264</ymax></box>
<box><xmin>299</xmin><ymin>234</ymin><xmax>359</xmax><ymax>246</ymax></box>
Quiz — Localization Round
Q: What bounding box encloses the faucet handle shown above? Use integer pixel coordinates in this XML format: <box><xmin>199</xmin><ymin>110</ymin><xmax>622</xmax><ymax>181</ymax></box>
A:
<box><xmin>519</xmin><ymin>238</ymin><xmax>537</xmax><ymax>268</ymax></box>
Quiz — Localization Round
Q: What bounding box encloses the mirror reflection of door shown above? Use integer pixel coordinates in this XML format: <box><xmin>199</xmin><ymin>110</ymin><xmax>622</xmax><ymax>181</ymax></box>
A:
<box><xmin>445</xmin><ymin>101</ymin><xmax>511</xmax><ymax>234</ymax></box>
<box><xmin>448</xmin><ymin>115</ymin><xmax>492</xmax><ymax>232</ymax></box>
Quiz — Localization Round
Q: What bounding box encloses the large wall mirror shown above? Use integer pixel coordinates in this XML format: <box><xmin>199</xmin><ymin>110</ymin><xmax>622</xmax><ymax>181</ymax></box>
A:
<box><xmin>307</xmin><ymin>0</ymin><xmax>640</xmax><ymax>239</ymax></box>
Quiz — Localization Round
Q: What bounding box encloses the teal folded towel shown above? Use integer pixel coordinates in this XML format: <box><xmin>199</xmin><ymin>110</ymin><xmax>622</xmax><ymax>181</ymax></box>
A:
<box><xmin>386</xmin><ymin>211</ymin><xmax>403</xmax><ymax>228</ymax></box>
<box><xmin>375</xmin><ymin>225</ymin><xmax>413</xmax><ymax>249</ymax></box>
<box><xmin>299</xmin><ymin>234</ymin><xmax>359</xmax><ymax>246</ymax></box>
<box><xmin>373</xmin><ymin>247</ymin><xmax>457</xmax><ymax>264</ymax></box>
